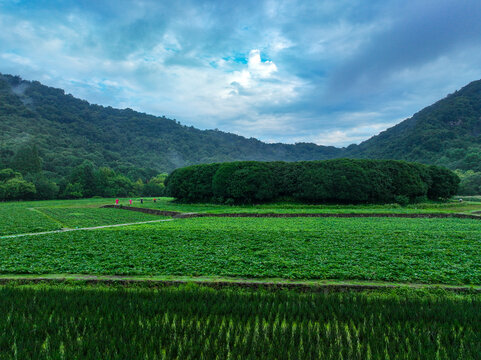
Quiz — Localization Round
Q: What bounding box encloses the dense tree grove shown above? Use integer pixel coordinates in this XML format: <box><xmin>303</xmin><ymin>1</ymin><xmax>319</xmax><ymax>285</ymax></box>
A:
<box><xmin>166</xmin><ymin>159</ymin><xmax>460</xmax><ymax>204</ymax></box>
<box><xmin>0</xmin><ymin>159</ymin><xmax>166</xmax><ymax>201</ymax></box>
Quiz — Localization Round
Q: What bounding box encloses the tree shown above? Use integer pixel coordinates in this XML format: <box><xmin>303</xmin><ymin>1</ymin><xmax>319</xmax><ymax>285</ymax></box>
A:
<box><xmin>143</xmin><ymin>173</ymin><xmax>167</xmax><ymax>197</ymax></box>
<box><xmin>68</xmin><ymin>161</ymin><xmax>96</xmax><ymax>197</ymax></box>
<box><xmin>0</xmin><ymin>176</ymin><xmax>36</xmax><ymax>200</ymax></box>
<box><xmin>12</xmin><ymin>144</ymin><xmax>42</xmax><ymax>174</ymax></box>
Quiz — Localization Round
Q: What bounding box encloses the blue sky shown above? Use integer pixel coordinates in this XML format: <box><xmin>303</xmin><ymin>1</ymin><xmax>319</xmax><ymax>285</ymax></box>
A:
<box><xmin>1</xmin><ymin>0</ymin><xmax>481</xmax><ymax>146</ymax></box>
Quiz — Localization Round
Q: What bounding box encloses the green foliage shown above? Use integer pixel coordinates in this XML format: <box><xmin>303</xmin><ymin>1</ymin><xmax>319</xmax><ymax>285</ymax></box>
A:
<box><xmin>166</xmin><ymin>163</ymin><xmax>220</xmax><ymax>202</ymax></box>
<box><xmin>11</xmin><ymin>144</ymin><xmax>42</xmax><ymax>174</ymax></box>
<box><xmin>62</xmin><ymin>182</ymin><xmax>83</xmax><ymax>199</ymax></box>
<box><xmin>0</xmin><ymin>169</ymin><xmax>36</xmax><ymax>201</ymax></box>
<box><xmin>212</xmin><ymin>162</ymin><xmax>279</xmax><ymax>203</ymax></box>
<box><xmin>2</xmin><ymin>216</ymin><xmax>481</xmax><ymax>284</ymax></box>
<box><xmin>36</xmin><ymin>207</ymin><xmax>161</xmax><ymax>228</ymax></box>
<box><xmin>456</xmin><ymin>170</ymin><xmax>481</xmax><ymax>195</ymax></box>
<box><xmin>0</xmin><ymin>73</ymin><xmax>341</xmax><ymax>180</ymax></box>
<box><xmin>142</xmin><ymin>173</ymin><xmax>167</xmax><ymax>196</ymax></box>
<box><xmin>25</xmin><ymin>174</ymin><xmax>59</xmax><ymax>200</ymax></box>
<box><xmin>1</xmin><ymin>284</ymin><xmax>480</xmax><ymax>359</ymax></box>
<box><xmin>60</xmin><ymin>164</ymin><xmax>166</xmax><ymax>198</ymax></box>
<box><xmin>0</xmin><ymin>206</ymin><xmax>61</xmax><ymax>236</ymax></box>
<box><xmin>166</xmin><ymin>159</ymin><xmax>459</xmax><ymax>204</ymax></box>
<box><xmin>347</xmin><ymin>80</ymin><xmax>481</xmax><ymax>171</ymax></box>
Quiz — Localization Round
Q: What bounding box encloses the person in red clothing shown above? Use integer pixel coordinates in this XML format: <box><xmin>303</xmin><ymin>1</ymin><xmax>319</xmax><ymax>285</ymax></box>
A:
<box><xmin>115</xmin><ymin>199</ymin><xmax>119</xmax><ymax>205</ymax></box>
<box><xmin>129</xmin><ymin>199</ymin><xmax>132</xmax><ymax>206</ymax></box>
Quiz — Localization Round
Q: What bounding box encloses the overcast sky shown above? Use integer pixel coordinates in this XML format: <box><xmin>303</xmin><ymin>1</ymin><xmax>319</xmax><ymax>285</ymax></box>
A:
<box><xmin>1</xmin><ymin>0</ymin><xmax>481</xmax><ymax>146</ymax></box>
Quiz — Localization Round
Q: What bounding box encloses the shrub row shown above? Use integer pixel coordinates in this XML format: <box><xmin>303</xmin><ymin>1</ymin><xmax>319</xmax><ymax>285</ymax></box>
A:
<box><xmin>165</xmin><ymin>159</ymin><xmax>460</xmax><ymax>204</ymax></box>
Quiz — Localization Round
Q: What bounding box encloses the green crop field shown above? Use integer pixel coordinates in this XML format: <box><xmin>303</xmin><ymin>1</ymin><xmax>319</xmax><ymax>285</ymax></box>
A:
<box><xmin>0</xmin><ymin>283</ymin><xmax>479</xmax><ymax>360</ymax></box>
<box><xmin>1</xmin><ymin>197</ymin><xmax>481</xmax><ymax>359</ymax></box>
<box><xmin>1</xmin><ymin>197</ymin><xmax>480</xmax><ymax>237</ymax></box>
<box><xmin>0</xmin><ymin>206</ymin><xmax>61</xmax><ymax>236</ymax></box>
<box><xmin>0</xmin><ymin>200</ymin><xmax>162</xmax><ymax>235</ymax></box>
<box><xmin>131</xmin><ymin>197</ymin><xmax>481</xmax><ymax>214</ymax></box>
<box><xmin>1</xmin><ymin>216</ymin><xmax>480</xmax><ymax>285</ymax></box>
<box><xmin>35</xmin><ymin>207</ymin><xmax>163</xmax><ymax>228</ymax></box>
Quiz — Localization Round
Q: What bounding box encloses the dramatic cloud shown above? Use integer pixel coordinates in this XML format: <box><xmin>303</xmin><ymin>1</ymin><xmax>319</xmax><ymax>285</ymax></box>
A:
<box><xmin>1</xmin><ymin>0</ymin><xmax>480</xmax><ymax>146</ymax></box>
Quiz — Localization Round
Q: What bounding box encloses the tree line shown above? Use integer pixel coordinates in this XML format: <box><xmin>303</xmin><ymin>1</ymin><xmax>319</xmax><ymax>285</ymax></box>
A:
<box><xmin>165</xmin><ymin>159</ymin><xmax>460</xmax><ymax>205</ymax></box>
<box><xmin>0</xmin><ymin>145</ymin><xmax>166</xmax><ymax>201</ymax></box>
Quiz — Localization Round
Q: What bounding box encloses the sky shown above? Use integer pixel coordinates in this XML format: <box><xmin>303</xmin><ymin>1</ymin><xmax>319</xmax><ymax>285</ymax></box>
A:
<box><xmin>1</xmin><ymin>0</ymin><xmax>481</xmax><ymax>147</ymax></box>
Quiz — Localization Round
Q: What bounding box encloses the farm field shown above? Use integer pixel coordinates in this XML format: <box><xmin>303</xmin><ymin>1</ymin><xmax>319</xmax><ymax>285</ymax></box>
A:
<box><xmin>1</xmin><ymin>197</ymin><xmax>481</xmax><ymax>359</ymax></box>
<box><xmin>1</xmin><ymin>196</ymin><xmax>480</xmax><ymax>237</ymax></box>
<box><xmin>132</xmin><ymin>197</ymin><xmax>481</xmax><ymax>214</ymax></box>
<box><xmin>0</xmin><ymin>283</ymin><xmax>480</xmax><ymax>360</ymax></box>
<box><xmin>1</xmin><ymin>215</ymin><xmax>480</xmax><ymax>285</ymax></box>
<box><xmin>0</xmin><ymin>200</ymin><xmax>161</xmax><ymax>235</ymax></box>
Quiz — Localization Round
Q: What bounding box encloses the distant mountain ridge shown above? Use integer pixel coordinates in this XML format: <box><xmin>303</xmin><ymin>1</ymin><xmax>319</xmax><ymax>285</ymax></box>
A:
<box><xmin>1</xmin><ymin>73</ymin><xmax>480</xmax><ymax>180</ymax></box>
<box><xmin>345</xmin><ymin>80</ymin><xmax>481</xmax><ymax>171</ymax></box>
<box><xmin>0</xmin><ymin>73</ymin><xmax>342</xmax><ymax>179</ymax></box>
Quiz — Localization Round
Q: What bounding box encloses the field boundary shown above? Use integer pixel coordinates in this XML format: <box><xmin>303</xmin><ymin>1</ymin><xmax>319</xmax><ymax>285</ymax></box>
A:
<box><xmin>102</xmin><ymin>205</ymin><xmax>481</xmax><ymax>220</ymax></box>
<box><xmin>0</xmin><ymin>274</ymin><xmax>479</xmax><ymax>293</ymax></box>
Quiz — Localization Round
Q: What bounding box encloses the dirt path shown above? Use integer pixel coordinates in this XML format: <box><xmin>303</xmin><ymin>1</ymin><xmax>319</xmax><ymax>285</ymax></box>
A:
<box><xmin>0</xmin><ymin>218</ymin><xmax>174</xmax><ymax>239</ymax></box>
<box><xmin>0</xmin><ymin>274</ymin><xmax>479</xmax><ymax>293</ymax></box>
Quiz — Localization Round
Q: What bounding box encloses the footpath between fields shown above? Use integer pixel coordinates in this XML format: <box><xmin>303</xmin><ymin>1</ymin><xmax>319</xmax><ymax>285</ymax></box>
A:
<box><xmin>0</xmin><ymin>218</ymin><xmax>173</xmax><ymax>239</ymax></box>
<box><xmin>102</xmin><ymin>205</ymin><xmax>481</xmax><ymax>220</ymax></box>
<box><xmin>0</xmin><ymin>274</ymin><xmax>479</xmax><ymax>293</ymax></box>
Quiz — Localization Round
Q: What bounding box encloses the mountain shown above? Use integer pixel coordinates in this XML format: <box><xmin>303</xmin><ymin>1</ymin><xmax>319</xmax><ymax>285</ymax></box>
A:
<box><xmin>346</xmin><ymin>80</ymin><xmax>481</xmax><ymax>171</ymax></box>
<box><xmin>1</xmin><ymin>73</ymin><xmax>481</xmax><ymax>182</ymax></box>
<box><xmin>0</xmin><ymin>74</ymin><xmax>342</xmax><ymax>179</ymax></box>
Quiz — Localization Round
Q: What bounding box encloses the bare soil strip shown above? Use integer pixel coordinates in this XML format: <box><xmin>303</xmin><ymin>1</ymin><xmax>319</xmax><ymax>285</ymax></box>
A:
<box><xmin>0</xmin><ymin>219</ymin><xmax>173</xmax><ymax>239</ymax></box>
<box><xmin>0</xmin><ymin>274</ymin><xmax>479</xmax><ymax>293</ymax></box>
<box><xmin>103</xmin><ymin>205</ymin><xmax>481</xmax><ymax>220</ymax></box>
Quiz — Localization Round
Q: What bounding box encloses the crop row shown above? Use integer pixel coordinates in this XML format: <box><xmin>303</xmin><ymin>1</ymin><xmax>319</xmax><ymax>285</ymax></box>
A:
<box><xmin>0</xmin><ymin>206</ymin><xmax>60</xmax><ymax>236</ymax></box>
<box><xmin>1</xmin><ymin>217</ymin><xmax>480</xmax><ymax>284</ymax></box>
<box><xmin>0</xmin><ymin>284</ymin><xmax>479</xmax><ymax>359</ymax></box>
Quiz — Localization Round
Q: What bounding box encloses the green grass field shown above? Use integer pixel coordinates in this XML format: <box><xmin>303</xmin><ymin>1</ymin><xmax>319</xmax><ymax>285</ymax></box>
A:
<box><xmin>0</xmin><ymin>283</ymin><xmax>479</xmax><ymax>360</ymax></box>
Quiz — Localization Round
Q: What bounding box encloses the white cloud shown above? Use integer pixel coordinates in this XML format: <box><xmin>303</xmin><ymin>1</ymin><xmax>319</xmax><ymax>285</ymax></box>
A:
<box><xmin>247</xmin><ymin>49</ymin><xmax>277</xmax><ymax>78</ymax></box>
<box><xmin>2</xmin><ymin>1</ymin><xmax>481</xmax><ymax>148</ymax></box>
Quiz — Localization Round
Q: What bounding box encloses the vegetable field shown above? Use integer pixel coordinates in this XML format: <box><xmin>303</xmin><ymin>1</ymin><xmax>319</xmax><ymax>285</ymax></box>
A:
<box><xmin>0</xmin><ymin>206</ymin><xmax>60</xmax><ymax>236</ymax></box>
<box><xmin>0</xmin><ymin>283</ymin><xmax>480</xmax><ymax>360</ymax></box>
<box><xmin>1</xmin><ymin>197</ymin><xmax>481</xmax><ymax>359</ymax></box>
<box><xmin>36</xmin><ymin>207</ymin><xmax>162</xmax><ymax>228</ymax></box>
<box><xmin>1</xmin><ymin>216</ymin><xmax>480</xmax><ymax>284</ymax></box>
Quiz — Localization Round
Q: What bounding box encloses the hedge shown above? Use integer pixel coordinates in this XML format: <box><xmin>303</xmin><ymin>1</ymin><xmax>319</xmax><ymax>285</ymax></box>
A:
<box><xmin>165</xmin><ymin>159</ymin><xmax>459</xmax><ymax>204</ymax></box>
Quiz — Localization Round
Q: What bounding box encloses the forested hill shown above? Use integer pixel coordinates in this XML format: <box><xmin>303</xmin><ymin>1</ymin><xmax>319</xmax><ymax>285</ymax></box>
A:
<box><xmin>345</xmin><ymin>80</ymin><xmax>481</xmax><ymax>172</ymax></box>
<box><xmin>1</xmin><ymin>72</ymin><xmax>481</xmax><ymax>181</ymax></box>
<box><xmin>0</xmin><ymin>73</ymin><xmax>342</xmax><ymax>179</ymax></box>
